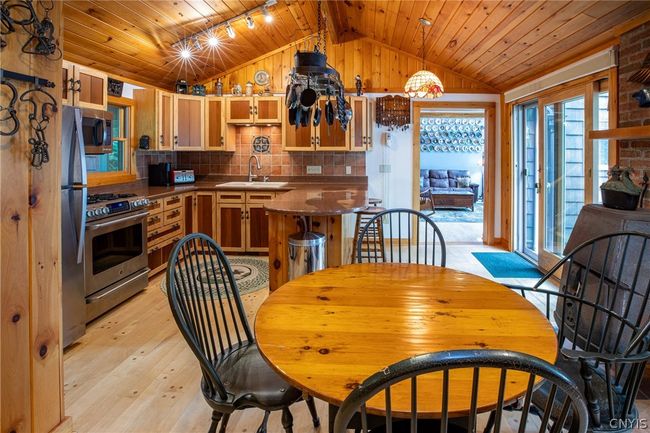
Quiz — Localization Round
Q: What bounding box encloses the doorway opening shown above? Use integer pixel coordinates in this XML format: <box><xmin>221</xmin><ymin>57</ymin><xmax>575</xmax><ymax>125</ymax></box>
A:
<box><xmin>412</xmin><ymin>101</ymin><xmax>496</xmax><ymax>246</ymax></box>
<box><xmin>419</xmin><ymin>110</ymin><xmax>485</xmax><ymax>243</ymax></box>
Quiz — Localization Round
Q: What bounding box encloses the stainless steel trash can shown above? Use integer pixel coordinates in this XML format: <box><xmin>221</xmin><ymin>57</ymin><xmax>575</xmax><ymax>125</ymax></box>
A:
<box><xmin>288</xmin><ymin>232</ymin><xmax>326</xmax><ymax>280</ymax></box>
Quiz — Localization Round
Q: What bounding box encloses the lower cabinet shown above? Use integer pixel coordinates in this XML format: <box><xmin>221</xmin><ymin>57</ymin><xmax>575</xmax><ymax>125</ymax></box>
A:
<box><xmin>217</xmin><ymin>191</ymin><xmax>275</xmax><ymax>253</ymax></box>
<box><xmin>147</xmin><ymin>195</ymin><xmax>184</xmax><ymax>275</ymax></box>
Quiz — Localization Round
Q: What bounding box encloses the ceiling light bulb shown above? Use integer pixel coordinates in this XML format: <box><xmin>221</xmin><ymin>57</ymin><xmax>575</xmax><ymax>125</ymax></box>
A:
<box><xmin>226</xmin><ymin>23</ymin><xmax>235</xmax><ymax>39</ymax></box>
<box><xmin>180</xmin><ymin>48</ymin><xmax>192</xmax><ymax>60</ymax></box>
<box><xmin>263</xmin><ymin>7</ymin><xmax>273</xmax><ymax>23</ymax></box>
<box><xmin>207</xmin><ymin>34</ymin><xmax>219</xmax><ymax>47</ymax></box>
<box><xmin>246</xmin><ymin>15</ymin><xmax>254</xmax><ymax>29</ymax></box>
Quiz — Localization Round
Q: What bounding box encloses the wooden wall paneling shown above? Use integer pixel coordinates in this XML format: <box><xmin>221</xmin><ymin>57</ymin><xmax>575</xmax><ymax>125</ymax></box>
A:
<box><xmin>1</xmin><ymin>1</ymin><xmax>69</xmax><ymax>433</ymax></box>
<box><xmin>500</xmin><ymin>95</ymin><xmax>513</xmax><ymax>251</ymax></box>
<box><xmin>203</xmin><ymin>35</ymin><xmax>499</xmax><ymax>94</ymax></box>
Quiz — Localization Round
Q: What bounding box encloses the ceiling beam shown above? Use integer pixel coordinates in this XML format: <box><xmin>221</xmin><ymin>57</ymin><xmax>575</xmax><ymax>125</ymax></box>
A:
<box><xmin>322</xmin><ymin>0</ymin><xmax>357</xmax><ymax>44</ymax></box>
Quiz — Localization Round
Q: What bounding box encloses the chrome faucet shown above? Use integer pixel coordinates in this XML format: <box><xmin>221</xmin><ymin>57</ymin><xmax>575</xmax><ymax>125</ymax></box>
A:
<box><xmin>248</xmin><ymin>155</ymin><xmax>261</xmax><ymax>182</ymax></box>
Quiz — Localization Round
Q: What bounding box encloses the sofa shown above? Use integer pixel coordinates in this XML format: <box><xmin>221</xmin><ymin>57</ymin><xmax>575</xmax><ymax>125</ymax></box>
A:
<box><xmin>420</xmin><ymin>169</ymin><xmax>479</xmax><ymax>211</ymax></box>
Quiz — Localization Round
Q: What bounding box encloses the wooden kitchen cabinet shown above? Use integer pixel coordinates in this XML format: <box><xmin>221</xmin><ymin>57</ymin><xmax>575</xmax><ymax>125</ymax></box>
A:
<box><xmin>195</xmin><ymin>192</ymin><xmax>216</xmax><ymax>239</ymax></box>
<box><xmin>349</xmin><ymin>96</ymin><xmax>372</xmax><ymax>151</ymax></box>
<box><xmin>61</xmin><ymin>61</ymin><xmax>107</xmax><ymax>110</ymax></box>
<box><xmin>283</xmin><ymin>121</ymin><xmax>315</xmax><ymax>151</ymax></box>
<box><xmin>183</xmin><ymin>193</ymin><xmax>195</xmax><ymax>234</ymax></box>
<box><xmin>134</xmin><ymin>88</ymin><xmax>174</xmax><ymax>150</ymax></box>
<box><xmin>205</xmin><ymin>97</ymin><xmax>235</xmax><ymax>151</ymax></box>
<box><xmin>226</xmin><ymin>96</ymin><xmax>283</xmax><ymax>124</ymax></box>
<box><xmin>245</xmin><ymin>191</ymin><xmax>275</xmax><ymax>252</ymax></box>
<box><xmin>217</xmin><ymin>202</ymin><xmax>246</xmax><ymax>252</ymax></box>
<box><xmin>316</xmin><ymin>97</ymin><xmax>349</xmax><ymax>151</ymax></box>
<box><xmin>226</xmin><ymin>97</ymin><xmax>254</xmax><ymax>124</ymax></box>
<box><xmin>147</xmin><ymin>194</ymin><xmax>183</xmax><ymax>276</ymax></box>
<box><xmin>174</xmin><ymin>94</ymin><xmax>204</xmax><ymax>150</ymax></box>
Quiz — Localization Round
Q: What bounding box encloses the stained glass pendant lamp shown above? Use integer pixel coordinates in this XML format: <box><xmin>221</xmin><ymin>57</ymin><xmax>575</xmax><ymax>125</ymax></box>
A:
<box><xmin>404</xmin><ymin>18</ymin><xmax>444</xmax><ymax>98</ymax></box>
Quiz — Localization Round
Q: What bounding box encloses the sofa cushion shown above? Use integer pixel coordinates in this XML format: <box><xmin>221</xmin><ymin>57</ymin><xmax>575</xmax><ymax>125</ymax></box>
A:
<box><xmin>431</xmin><ymin>178</ymin><xmax>450</xmax><ymax>188</ymax></box>
<box><xmin>457</xmin><ymin>177</ymin><xmax>471</xmax><ymax>188</ymax></box>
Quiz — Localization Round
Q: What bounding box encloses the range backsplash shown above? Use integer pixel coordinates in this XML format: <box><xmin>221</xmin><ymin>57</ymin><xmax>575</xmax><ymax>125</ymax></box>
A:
<box><xmin>135</xmin><ymin>126</ymin><xmax>366</xmax><ymax>179</ymax></box>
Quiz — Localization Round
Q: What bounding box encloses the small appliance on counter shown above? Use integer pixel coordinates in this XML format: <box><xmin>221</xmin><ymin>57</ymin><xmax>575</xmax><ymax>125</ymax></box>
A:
<box><xmin>148</xmin><ymin>162</ymin><xmax>172</xmax><ymax>186</ymax></box>
<box><xmin>171</xmin><ymin>169</ymin><xmax>195</xmax><ymax>185</ymax></box>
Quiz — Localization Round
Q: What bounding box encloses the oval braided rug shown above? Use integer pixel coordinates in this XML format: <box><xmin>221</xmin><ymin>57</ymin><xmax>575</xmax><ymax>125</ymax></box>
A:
<box><xmin>160</xmin><ymin>255</ymin><xmax>268</xmax><ymax>297</ymax></box>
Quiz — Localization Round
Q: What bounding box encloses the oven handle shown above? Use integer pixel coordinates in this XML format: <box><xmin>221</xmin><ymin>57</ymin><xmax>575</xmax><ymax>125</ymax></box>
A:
<box><xmin>86</xmin><ymin>268</ymin><xmax>150</xmax><ymax>303</ymax></box>
<box><xmin>87</xmin><ymin>211</ymin><xmax>149</xmax><ymax>230</ymax></box>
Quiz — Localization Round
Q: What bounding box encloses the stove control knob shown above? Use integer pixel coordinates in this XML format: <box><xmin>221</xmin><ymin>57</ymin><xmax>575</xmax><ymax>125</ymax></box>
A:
<box><xmin>102</xmin><ymin>207</ymin><xmax>109</xmax><ymax>215</ymax></box>
<box><xmin>134</xmin><ymin>199</ymin><xmax>141</xmax><ymax>207</ymax></box>
<box><xmin>142</xmin><ymin>198</ymin><xmax>150</xmax><ymax>206</ymax></box>
<box><xmin>86</xmin><ymin>210</ymin><xmax>94</xmax><ymax>218</ymax></box>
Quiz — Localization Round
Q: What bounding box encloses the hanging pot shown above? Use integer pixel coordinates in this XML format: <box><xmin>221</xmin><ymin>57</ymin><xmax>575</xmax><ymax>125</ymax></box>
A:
<box><xmin>313</xmin><ymin>106</ymin><xmax>322</xmax><ymax>127</ymax></box>
<box><xmin>325</xmin><ymin>96</ymin><xmax>334</xmax><ymax>126</ymax></box>
<box><xmin>294</xmin><ymin>51</ymin><xmax>327</xmax><ymax>68</ymax></box>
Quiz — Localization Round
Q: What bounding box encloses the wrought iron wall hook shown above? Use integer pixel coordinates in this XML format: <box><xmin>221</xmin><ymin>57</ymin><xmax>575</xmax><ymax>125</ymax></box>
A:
<box><xmin>0</xmin><ymin>0</ymin><xmax>61</xmax><ymax>59</ymax></box>
<box><xmin>18</xmin><ymin>85</ymin><xmax>57</xmax><ymax>168</ymax></box>
<box><xmin>0</xmin><ymin>78</ymin><xmax>19</xmax><ymax>136</ymax></box>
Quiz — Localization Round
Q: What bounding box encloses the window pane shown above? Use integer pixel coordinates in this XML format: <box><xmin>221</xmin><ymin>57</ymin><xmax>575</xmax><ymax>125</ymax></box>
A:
<box><xmin>594</xmin><ymin>90</ymin><xmax>609</xmax><ymax>203</ymax></box>
<box><xmin>544</xmin><ymin>96</ymin><xmax>584</xmax><ymax>255</ymax></box>
<box><xmin>86</xmin><ymin>140</ymin><xmax>125</xmax><ymax>172</ymax></box>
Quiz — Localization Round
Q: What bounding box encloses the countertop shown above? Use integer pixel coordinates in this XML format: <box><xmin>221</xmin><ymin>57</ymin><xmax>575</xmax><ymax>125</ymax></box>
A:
<box><xmin>90</xmin><ymin>177</ymin><xmax>369</xmax><ymax>215</ymax></box>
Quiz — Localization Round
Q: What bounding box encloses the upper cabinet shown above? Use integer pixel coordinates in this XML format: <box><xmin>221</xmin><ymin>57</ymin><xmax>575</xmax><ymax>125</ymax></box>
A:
<box><xmin>282</xmin><ymin>96</ymin><xmax>372</xmax><ymax>152</ymax></box>
<box><xmin>134</xmin><ymin>88</ymin><xmax>174</xmax><ymax>151</ymax></box>
<box><xmin>226</xmin><ymin>96</ymin><xmax>282</xmax><ymax>124</ymax></box>
<box><xmin>173</xmin><ymin>94</ymin><xmax>204</xmax><ymax>150</ymax></box>
<box><xmin>62</xmin><ymin>61</ymin><xmax>107</xmax><ymax>110</ymax></box>
<box><xmin>205</xmin><ymin>97</ymin><xmax>235</xmax><ymax>151</ymax></box>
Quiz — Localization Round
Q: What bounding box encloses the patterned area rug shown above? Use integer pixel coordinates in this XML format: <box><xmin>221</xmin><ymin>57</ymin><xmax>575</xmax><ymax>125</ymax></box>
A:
<box><xmin>429</xmin><ymin>201</ymin><xmax>484</xmax><ymax>223</ymax></box>
<box><xmin>160</xmin><ymin>256</ymin><xmax>269</xmax><ymax>297</ymax></box>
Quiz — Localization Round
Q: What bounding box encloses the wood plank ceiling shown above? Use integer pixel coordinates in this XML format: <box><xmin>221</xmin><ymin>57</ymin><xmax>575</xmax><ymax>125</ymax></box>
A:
<box><xmin>62</xmin><ymin>1</ymin><xmax>650</xmax><ymax>91</ymax></box>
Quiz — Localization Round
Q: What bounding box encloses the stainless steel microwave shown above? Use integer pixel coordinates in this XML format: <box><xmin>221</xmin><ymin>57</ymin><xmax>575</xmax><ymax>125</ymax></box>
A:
<box><xmin>81</xmin><ymin>108</ymin><xmax>113</xmax><ymax>154</ymax></box>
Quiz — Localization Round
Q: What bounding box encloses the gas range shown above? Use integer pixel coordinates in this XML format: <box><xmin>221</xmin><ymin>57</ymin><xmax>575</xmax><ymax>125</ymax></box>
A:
<box><xmin>86</xmin><ymin>193</ymin><xmax>150</xmax><ymax>221</ymax></box>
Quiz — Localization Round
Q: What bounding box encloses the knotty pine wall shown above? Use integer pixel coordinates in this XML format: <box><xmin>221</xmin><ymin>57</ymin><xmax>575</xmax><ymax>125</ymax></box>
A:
<box><xmin>0</xmin><ymin>2</ymin><xmax>70</xmax><ymax>433</ymax></box>
<box><xmin>203</xmin><ymin>35</ymin><xmax>499</xmax><ymax>95</ymax></box>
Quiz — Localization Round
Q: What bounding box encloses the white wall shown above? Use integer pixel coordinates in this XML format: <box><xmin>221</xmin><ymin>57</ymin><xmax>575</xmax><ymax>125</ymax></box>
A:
<box><xmin>364</xmin><ymin>93</ymin><xmax>502</xmax><ymax>237</ymax></box>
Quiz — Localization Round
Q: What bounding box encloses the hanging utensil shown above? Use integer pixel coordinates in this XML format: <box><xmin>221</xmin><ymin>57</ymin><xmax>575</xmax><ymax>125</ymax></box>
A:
<box><xmin>300</xmin><ymin>75</ymin><xmax>318</xmax><ymax>109</ymax></box>
<box><xmin>288</xmin><ymin>106</ymin><xmax>297</xmax><ymax>126</ymax></box>
<box><xmin>313</xmin><ymin>105</ymin><xmax>322</xmax><ymax>127</ymax></box>
<box><xmin>301</xmin><ymin>106</ymin><xmax>311</xmax><ymax>127</ymax></box>
<box><xmin>295</xmin><ymin>106</ymin><xmax>302</xmax><ymax>129</ymax></box>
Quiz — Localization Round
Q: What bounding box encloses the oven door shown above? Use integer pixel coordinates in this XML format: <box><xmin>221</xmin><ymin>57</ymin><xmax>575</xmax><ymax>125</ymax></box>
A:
<box><xmin>84</xmin><ymin>210</ymin><xmax>148</xmax><ymax>297</ymax></box>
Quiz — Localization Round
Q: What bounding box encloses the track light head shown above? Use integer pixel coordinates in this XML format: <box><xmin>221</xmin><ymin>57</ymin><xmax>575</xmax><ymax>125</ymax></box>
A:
<box><xmin>226</xmin><ymin>23</ymin><xmax>236</xmax><ymax>39</ymax></box>
<box><xmin>246</xmin><ymin>15</ymin><xmax>255</xmax><ymax>29</ymax></box>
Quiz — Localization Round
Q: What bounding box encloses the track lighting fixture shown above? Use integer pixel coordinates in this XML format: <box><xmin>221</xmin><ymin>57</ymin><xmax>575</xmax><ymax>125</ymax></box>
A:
<box><xmin>180</xmin><ymin>48</ymin><xmax>192</xmax><ymax>60</ymax></box>
<box><xmin>207</xmin><ymin>33</ymin><xmax>220</xmax><ymax>47</ymax></box>
<box><xmin>246</xmin><ymin>15</ymin><xmax>254</xmax><ymax>29</ymax></box>
<box><xmin>192</xmin><ymin>36</ymin><xmax>201</xmax><ymax>50</ymax></box>
<box><xmin>262</xmin><ymin>7</ymin><xmax>273</xmax><ymax>23</ymax></box>
<box><xmin>226</xmin><ymin>23</ymin><xmax>236</xmax><ymax>38</ymax></box>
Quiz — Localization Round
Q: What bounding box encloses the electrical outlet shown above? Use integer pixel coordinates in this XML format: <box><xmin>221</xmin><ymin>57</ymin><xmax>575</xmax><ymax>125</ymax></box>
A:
<box><xmin>379</xmin><ymin>164</ymin><xmax>391</xmax><ymax>173</ymax></box>
<box><xmin>346</xmin><ymin>166</ymin><xmax>352</xmax><ymax>175</ymax></box>
<box><xmin>306</xmin><ymin>165</ymin><xmax>322</xmax><ymax>175</ymax></box>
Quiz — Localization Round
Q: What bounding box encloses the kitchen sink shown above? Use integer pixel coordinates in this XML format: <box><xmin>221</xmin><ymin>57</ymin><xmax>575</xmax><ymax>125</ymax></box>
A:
<box><xmin>217</xmin><ymin>181</ymin><xmax>289</xmax><ymax>189</ymax></box>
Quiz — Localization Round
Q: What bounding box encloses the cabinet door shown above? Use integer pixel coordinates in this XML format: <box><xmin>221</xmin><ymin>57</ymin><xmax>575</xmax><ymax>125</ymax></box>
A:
<box><xmin>246</xmin><ymin>203</ymin><xmax>270</xmax><ymax>252</ymax></box>
<box><xmin>284</xmin><ymin>121</ymin><xmax>315</xmax><ymax>151</ymax></box>
<box><xmin>205</xmin><ymin>97</ymin><xmax>229</xmax><ymax>150</ymax></box>
<box><xmin>217</xmin><ymin>203</ymin><xmax>246</xmax><ymax>252</ymax></box>
<box><xmin>366</xmin><ymin>98</ymin><xmax>374</xmax><ymax>149</ymax></box>
<box><xmin>62</xmin><ymin>60</ymin><xmax>75</xmax><ymax>106</ymax></box>
<box><xmin>195</xmin><ymin>192</ymin><xmax>216</xmax><ymax>239</ymax></box>
<box><xmin>315</xmin><ymin>98</ymin><xmax>349</xmax><ymax>151</ymax></box>
<box><xmin>183</xmin><ymin>193</ymin><xmax>195</xmax><ymax>234</ymax></box>
<box><xmin>174</xmin><ymin>94</ymin><xmax>205</xmax><ymax>150</ymax></box>
<box><xmin>158</xmin><ymin>91</ymin><xmax>173</xmax><ymax>150</ymax></box>
<box><xmin>74</xmin><ymin>65</ymin><xmax>107</xmax><ymax>110</ymax></box>
<box><xmin>349</xmin><ymin>96</ymin><xmax>368</xmax><ymax>152</ymax></box>
<box><xmin>226</xmin><ymin>97</ymin><xmax>254</xmax><ymax>124</ymax></box>
<box><xmin>254</xmin><ymin>96</ymin><xmax>282</xmax><ymax>123</ymax></box>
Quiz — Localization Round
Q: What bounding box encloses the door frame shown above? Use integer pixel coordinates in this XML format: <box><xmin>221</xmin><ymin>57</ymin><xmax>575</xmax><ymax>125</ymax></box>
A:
<box><xmin>412</xmin><ymin>101</ymin><xmax>497</xmax><ymax>245</ymax></box>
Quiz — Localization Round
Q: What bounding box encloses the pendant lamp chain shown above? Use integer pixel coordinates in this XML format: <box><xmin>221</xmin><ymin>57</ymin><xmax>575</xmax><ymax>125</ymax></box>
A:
<box><xmin>421</xmin><ymin>24</ymin><xmax>425</xmax><ymax>70</ymax></box>
<box><xmin>315</xmin><ymin>0</ymin><xmax>323</xmax><ymax>53</ymax></box>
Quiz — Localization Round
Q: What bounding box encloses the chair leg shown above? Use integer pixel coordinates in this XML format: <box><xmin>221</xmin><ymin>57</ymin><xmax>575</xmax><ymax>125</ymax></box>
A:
<box><xmin>305</xmin><ymin>395</ymin><xmax>320</xmax><ymax>427</ymax></box>
<box><xmin>580</xmin><ymin>361</ymin><xmax>601</xmax><ymax>427</ymax></box>
<box><xmin>256</xmin><ymin>411</ymin><xmax>270</xmax><ymax>433</ymax></box>
<box><xmin>483</xmin><ymin>410</ymin><xmax>495</xmax><ymax>433</ymax></box>
<box><xmin>281</xmin><ymin>407</ymin><xmax>294</xmax><ymax>433</ymax></box>
<box><xmin>218</xmin><ymin>413</ymin><xmax>230</xmax><ymax>433</ymax></box>
<box><xmin>208</xmin><ymin>411</ymin><xmax>222</xmax><ymax>433</ymax></box>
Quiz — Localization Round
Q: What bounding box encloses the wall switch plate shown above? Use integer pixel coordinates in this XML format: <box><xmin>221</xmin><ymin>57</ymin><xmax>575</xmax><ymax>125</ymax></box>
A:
<box><xmin>306</xmin><ymin>165</ymin><xmax>322</xmax><ymax>174</ymax></box>
<box><xmin>346</xmin><ymin>166</ymin><xmax>352</xmax><ymax>175</ymax></box>
<box><xmin>379</xmin><ymin>164</ymin><xmax>391</xmax><ymax>173</ymax></box>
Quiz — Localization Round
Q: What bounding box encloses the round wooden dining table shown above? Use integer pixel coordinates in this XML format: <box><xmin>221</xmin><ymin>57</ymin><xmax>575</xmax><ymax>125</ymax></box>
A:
<box><xmin>255</xmin><ymin>263</ymin><xmax>558</xmax><ymax>420</ymax></box>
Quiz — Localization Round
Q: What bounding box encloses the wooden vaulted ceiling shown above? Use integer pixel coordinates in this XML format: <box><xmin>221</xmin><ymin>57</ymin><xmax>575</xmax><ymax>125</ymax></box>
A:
<box><xmin>62</xmin><ymin>1</ymin><xmax>650</xmax><ymax>92</ymax></box>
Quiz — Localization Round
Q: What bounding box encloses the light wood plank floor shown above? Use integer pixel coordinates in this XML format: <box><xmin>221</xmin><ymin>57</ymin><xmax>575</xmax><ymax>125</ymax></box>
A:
<box><xmin>63</xmin><ymin>244</ymin><xmax>648</xmax><ymax>433</ymax></box>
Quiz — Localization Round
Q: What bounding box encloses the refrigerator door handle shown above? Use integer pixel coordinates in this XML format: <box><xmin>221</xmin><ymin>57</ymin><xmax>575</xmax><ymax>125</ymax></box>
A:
<box><xmin>77</xmin><ymin>187</ymin><xmax>87</xmax><ymax>264</ymax></box>
<box><xmin>74</xmin><ymin>108</ymin><xmax>88</xmax><ymax>186</ymax></box>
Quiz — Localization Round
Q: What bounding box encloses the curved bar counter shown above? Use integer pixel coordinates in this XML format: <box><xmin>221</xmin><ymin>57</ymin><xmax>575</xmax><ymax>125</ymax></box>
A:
<box><xmin>265</xmin><ymin>184</ymin><xmax>368</xmax><ymax>291</ymax></box>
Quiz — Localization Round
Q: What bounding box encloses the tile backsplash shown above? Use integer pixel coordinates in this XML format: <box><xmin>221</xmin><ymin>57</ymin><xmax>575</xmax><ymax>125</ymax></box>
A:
<box><xmin>135</xmin><ymin>126</ymin><xmax>366</xmax><ymax>179</ymax></box>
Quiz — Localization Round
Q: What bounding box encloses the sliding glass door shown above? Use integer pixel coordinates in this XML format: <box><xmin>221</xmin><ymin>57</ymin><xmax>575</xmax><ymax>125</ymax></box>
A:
<box><xmin>540</xmin><ymin>94</ymin><xmax>585</xmax><ymax>268</ymax></box>
<box><xmin>514</xmin><ymin>103</ymin><xmax>539</xmax><ymax>260</ymax></box>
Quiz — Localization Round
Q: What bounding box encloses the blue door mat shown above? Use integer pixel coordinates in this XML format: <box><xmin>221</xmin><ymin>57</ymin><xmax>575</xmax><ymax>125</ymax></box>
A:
<box><xmin>471</xmin><ymin>252</ymin><xmax>543</xmax><ymax>279</ymax></box>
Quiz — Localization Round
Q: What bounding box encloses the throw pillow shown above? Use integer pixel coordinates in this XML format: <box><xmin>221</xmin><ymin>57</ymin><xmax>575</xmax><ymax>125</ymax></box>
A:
<box><xmin>458</xmin><ymin>177</ymin><xmax>471</xmax><ymax>188</ymax></box>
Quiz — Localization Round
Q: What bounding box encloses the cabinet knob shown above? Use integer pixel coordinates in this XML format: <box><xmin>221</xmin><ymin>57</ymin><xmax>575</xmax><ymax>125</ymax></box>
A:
<box><xmin>249</xmin><ymin>106</ymin><xmax>253</xmax><ymax>115</ymax></box>
<box><xmin>75</xmin><ymin>79</ymin><xmax>81</xmax><ymax>92</ymax></box>
<box><xmin>220</xmin><ymin>136</ymin><xmax>224</xmax><ymax>145</ymax></box>
<box><xmin>246</xmin><ymin>210</ymin><xmax>250</xmax><ymax>220</ymax></box>
<box><xmin>311</xmin><ymin>137</ymin><xmax>314</xmax><ymax>145</ymax></box>
<box><xmin>160</xmin><ymin>135</ymin><xmax>164</xmax><ymax>144</ymax></box>
<box><xmin>241</xmin><ymin>210</ymin><xmax>245</xmax><ymax>220</ymax></box>
<box><xmin>254</xmin><ymin>106</ymin><xmax>258</xmax><ymax>115</ymax></box>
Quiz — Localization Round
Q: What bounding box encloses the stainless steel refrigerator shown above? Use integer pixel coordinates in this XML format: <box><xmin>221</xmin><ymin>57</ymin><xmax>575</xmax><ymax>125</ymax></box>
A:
<box><xmin>61</xmin><ymin>105</ymin><xmax>88</xmax><ymax>347</ymax></box>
